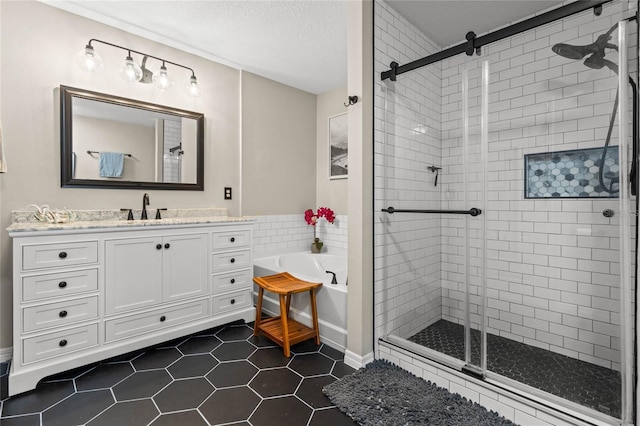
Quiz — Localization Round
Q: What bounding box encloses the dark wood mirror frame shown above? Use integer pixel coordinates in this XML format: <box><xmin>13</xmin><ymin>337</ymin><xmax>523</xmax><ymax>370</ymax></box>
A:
<box><xmin>60</xmin><ymin>85</ymin><xmax>205</xmax><ymax>190</ymax></box>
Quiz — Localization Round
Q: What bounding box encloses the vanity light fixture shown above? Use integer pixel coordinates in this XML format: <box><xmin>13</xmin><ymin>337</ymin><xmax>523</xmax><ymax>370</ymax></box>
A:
<box><xmin>76</xmin><ymin>39</ymin><xmax>200</xmax><ymax>96</ymax></box>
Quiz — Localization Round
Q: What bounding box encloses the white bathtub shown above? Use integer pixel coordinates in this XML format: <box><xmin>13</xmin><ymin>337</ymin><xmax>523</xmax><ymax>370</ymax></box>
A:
<box><xmin>253</xmin><ymin>251</ymin><xmax>347</xmax><ymax>351</ymax></box>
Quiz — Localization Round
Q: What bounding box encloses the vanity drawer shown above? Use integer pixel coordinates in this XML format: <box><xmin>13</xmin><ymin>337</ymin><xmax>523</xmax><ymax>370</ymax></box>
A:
<box><xmin>23</xmin><ymin>296</ymin><xmax>99</xmax><ymax>333</ymax></box>
<box><xmin>23</xmin><ymin>323</ymin><xmax>98</xmax><ymax>364</ymax></box>
<box><xmin>211</xmin><ymin>269</ymin><xmax>252</xmax><ymax>294</ymax></box>
<box><xmin>23</xmin><ymin>241</ymin><xmax>98</xmax><ymax>271</ymax></box>
<box><xmin>22</xmin><ymin>269</ymin><xmax>98</xmax><ymax>302</ymax></box>
<box><xmin>212</xmin><ymin>249</ymin><xmax>251</xmax><ymax>272</ymax></box>
<box><xmin>105</xmin><ymin>299</ymin><xmax>209</xmax><ymax>342</ymax></box>
<box><xmin>212</xmin><ymin>229</ymin><xmax>251</xmax><ymax>250</ymax></box>
<box><xmin>212</xmin><ymin>290</ymin><xmax>252</xmax><ymax>314</ymax></box>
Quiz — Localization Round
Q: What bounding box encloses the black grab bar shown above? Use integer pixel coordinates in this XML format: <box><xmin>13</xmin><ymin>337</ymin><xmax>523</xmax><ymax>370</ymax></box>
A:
<box><xmin>382</xmin><ymin>206</ymin><xmax>482</xmax><ymax>216</ymax></box>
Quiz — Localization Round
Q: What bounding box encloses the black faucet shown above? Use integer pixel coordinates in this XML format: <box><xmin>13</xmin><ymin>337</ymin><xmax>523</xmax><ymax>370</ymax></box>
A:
<box><xmin>325</xmin><ymin>270</ymin><xmax>338</xmax><ymax>285</ymax></box>
<box><xmin>141</xmin><ymin>193</ymin><xmax>150</xmax><ymax>220</ymax></box>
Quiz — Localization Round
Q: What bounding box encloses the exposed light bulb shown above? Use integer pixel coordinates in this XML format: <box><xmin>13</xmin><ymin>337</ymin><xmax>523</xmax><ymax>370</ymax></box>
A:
<box><xmin>119</xmin><ymin>55</ymin><xmax>143</xmax><ymax>83</ymax></box>
<box><xmin>186</xmin><ymin>75</ymin><xmax>201</xmax><ymax>97</ymax></box>
<box><xmin>153</xmin><ymin>64</ymin><xmax>173</xmax><ymax>91</ymax></box>
<box><xmin>75</xmin><ymin>44</ymin><xmax>103</xmax><ymax>74</ymax></box>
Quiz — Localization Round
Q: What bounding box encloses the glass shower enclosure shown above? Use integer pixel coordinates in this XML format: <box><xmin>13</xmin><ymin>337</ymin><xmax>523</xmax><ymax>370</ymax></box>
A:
<box><xmin>374</xmin><ymin>1</ymin><xmax>637</xmax><ymax>423</ymax></box>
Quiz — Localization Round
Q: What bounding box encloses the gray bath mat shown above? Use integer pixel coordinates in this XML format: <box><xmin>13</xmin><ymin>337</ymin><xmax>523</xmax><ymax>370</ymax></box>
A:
<box><xmin>323</xmin><ymin>359</ymin><xmax>518</xmax><ymax>426</ymax></box>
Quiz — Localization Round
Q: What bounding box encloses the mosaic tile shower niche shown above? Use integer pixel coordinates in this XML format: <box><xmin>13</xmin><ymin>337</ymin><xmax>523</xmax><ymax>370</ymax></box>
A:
<box><xmin>524</xmin><ymin>147</ymin><xmax>619</xmax><ymax>198</ymax></box>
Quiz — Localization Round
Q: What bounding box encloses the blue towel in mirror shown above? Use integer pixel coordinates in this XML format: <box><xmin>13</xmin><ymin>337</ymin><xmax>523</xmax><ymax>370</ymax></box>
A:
<box><xmin>99</xmin><ymin>152</ymin><xmax>124</xmax><ymax>177</ymax></box>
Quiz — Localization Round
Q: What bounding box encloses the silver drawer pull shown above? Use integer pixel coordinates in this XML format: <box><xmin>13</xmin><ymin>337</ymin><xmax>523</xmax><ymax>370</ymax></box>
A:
<box><xmin>59</xmin><ymin>310</ymin><xmax>68</xmax><ymax>318</ymax></box>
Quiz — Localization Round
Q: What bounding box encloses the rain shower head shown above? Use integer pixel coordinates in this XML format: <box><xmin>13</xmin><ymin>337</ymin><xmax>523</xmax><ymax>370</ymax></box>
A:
<box><xmin>551</xmin><ymin>23</ymin><xmax>619</xmax><ymax>73</ymax></box>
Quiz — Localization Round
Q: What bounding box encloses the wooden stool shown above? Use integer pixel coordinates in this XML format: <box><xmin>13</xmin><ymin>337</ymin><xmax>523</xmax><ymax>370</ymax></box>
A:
<box><xmin>253</xmin><ymin>272</ymin><xmax>323</xmax><ymax>357</ymax></box>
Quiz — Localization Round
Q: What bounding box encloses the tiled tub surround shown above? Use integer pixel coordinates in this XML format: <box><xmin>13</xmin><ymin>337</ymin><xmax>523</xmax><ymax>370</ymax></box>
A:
<box><xmin>252</xmin><ymin>214</ymin><xmax>348</xmax><ymax>254</ymax></box>
<box><xmin>374</xmin><ymin>0</ymin><xmax>635</xmax><ymax>423</ymax></box>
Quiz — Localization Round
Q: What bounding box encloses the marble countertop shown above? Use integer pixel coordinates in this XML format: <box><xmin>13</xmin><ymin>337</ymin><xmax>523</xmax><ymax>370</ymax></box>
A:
<box><xmin>7</xmin><ymin>208</ymin><xmax>255</xmax><ymax>234</ymax></box>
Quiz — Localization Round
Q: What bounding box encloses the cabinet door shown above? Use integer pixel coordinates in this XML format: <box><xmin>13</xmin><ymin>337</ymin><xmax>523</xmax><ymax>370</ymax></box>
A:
<box><xmin>163</xmin><ymin>233</ymin><xmax>208</xmax><ymax>302</ymax></box>
<box><xmin>105</xmin><ymin>237</ymin><xmax>163</xmax><ymax>314</ymax></box>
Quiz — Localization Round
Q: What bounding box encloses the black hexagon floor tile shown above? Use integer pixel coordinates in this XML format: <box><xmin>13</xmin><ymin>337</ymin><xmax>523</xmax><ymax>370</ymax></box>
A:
<box><xmin>131</xmin><ymin>347</ymin><xmax>182</xmax><ymax>371</ymax></box>
<box><xmin>289</xmin><ymin>353</ymin><xmax>334</xmax><ymax>377</ymax></box>
<box><xmin>249</xmin><ymin>368</ymin><xmax>301</xmax><ymax>398</ymax></box>
<box><xmin>320</xmin><ymin>345</ymin><xmax>345</xmax><ymax>361</ymax></box>
<box><xmin>86</xmin><ymin>398</ymin><xmax>158</xmax><ymax>426</ymax></box>
<box><xmin>309</xmin><ymin>407</ymin><xmax>358</xmax><ymax>425</ymax></box>
<box><xmin>167</xmin><ymin>353</ymin><xmax>218</xmax><ymax>379</ymax></box>
<box><xmin>0</xmin><ymin>323</ymin><xmax>359</xmax><ymax>425</ymax></box>
<box><xmin>199</xmin><ymin>387</ymin><xmax>261</xmax><ymax>425</ymax></box>
<box><xmin>206</xmin><ymin>360</ymin><xmax>258</xmax><ymax>388</ymax></box>
<box><xmin>211</xmin><ymin>341</ymin><xmax>257</xmax><ymax>361</ymax></box>
<box><xmin>216</xmin><ymin>325</ymin><xmax>255</xmax><ymax>341</ymax></box>
<box><xmin>1</xmin><ymin>380</ymin><xmax>75</xmax><ymax>416</ymax></box>
<box><xmin>75</xmin><ymin>362</ymin><xmax>134</xmax><ymax>391</ymax></box>
<box><xmin>296</xmin><ymin>375</ymin><xmax>336</xmax><ymax>409</ymax></box>
<box><xmin>0</xmin><ymin>414</ymin><xmax>41</xmax><ymax>426</ymax></box>
<box><xmin>149</xmin><ymin>410</ymin><xmax>208</xmax><ymax>426</ymax></box>
<box><xmin>247</xmin><ymin>333</ymin><xmax>278</xmax><ymax>348</ymax></box>
<box><xmin>42</xmin><ymin>389</ymin><xmax>114</xmax><ymax>426</ymax></box>
<box><xmin>249</xmin><ymin>395</ymin><xmax>313</xmax><ymax>426</ymax></box>
<box><xmin>178</xmin><ymin>335</ymin><xmax>222</xmax><ymax>355</ymax></box>
<box><xmin>290</xmin><ymin>339</ymin><xmax>323</xmax><ymax>354</ymax></box>
<box><xmin>331</xmin><ymin>361</ymin><xmax>356</xmax><ymax>379</ymax></box>
<box><xmin>112</xmin><ymin>370</ymin><xmax>172</xmax><ymax>401</ymax></box>
<box><xmin>248</xmin><ymin>347</ymin><xmax>291</xmax><ymax>369</ymax></box>
<box><xmin>153</xmin><ymin>377</ymin><xmax>213</xmax><ymax>413</ymax></box>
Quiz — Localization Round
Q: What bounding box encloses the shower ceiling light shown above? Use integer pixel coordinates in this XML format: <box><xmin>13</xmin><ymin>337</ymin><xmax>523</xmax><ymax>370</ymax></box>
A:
<box><xmin>75</xmin><ymin>39</ymin><xmax>200</xmax><ymax>97</ymax></box>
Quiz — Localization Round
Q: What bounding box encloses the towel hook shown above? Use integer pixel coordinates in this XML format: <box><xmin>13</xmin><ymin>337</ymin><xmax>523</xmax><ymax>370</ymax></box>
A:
<box><xmin>344</xmin><ymin>95</ymin><xmax>358</xmax><ymax>107</ymax></box>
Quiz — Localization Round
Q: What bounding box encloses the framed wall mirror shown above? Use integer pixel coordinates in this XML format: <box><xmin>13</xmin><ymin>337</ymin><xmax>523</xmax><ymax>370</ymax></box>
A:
<box><xmin>60</xmin><ymin>85</ymin><xmax>204</xmax><ymax>190</ymax></box>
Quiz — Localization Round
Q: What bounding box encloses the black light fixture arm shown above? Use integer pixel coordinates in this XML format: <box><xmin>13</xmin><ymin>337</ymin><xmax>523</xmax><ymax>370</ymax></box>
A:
<box><xmin>87</xmin><ymin>38</ymin><xmax>196</xmax><ymax>77</ymax></box>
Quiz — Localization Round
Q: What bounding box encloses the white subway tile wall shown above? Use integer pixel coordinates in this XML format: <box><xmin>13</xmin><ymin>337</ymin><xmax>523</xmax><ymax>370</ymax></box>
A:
<box><xmin>375</xmin><ymin>0</ymin><xmax>636</xmax><ymax>379</ymax></box>
<box><xmin>252</xmin><ymin>214</ymin><xmax>348</xmax><ymax>254</ymax></box>
<box><xmin>163</xmin><ymin>120</ymin><xmax>182</xmax><ymax>183</ymax></box>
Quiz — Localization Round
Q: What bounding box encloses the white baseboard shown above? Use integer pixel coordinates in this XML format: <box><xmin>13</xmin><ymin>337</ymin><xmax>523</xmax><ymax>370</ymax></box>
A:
<box><xmin>0</xmin><ymin>347</ymin><xmax>12</xmax><ymax>363</ymax></box>
<box><xmin>344</xmin><ymin>349</ymin><xmax>374</xmax><ymax>370</ymax></box>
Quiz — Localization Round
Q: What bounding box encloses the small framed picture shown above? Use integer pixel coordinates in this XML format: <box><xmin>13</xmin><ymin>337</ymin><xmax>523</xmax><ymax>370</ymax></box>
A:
<box><xmin>329</xmin><ymin>112</ymin><xmax>348</xmax><ymax>179</ymax></box>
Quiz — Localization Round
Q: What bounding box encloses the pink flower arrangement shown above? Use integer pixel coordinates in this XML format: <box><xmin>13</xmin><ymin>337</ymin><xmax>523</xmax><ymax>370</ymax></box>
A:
<box><xmin>304</xmin><ymin>207</ymin><xmax>335</xmax><ymax>241</ymax></box>
<box><xmin>304</xmin><ymin>207</ymin><xmax>335</xmax><ymax>226</ymax></box>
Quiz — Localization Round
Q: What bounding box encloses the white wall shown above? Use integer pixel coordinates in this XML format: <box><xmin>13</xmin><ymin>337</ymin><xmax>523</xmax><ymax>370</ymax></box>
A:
<box><xmin>241</xmin><ymin>71</ymin><xmax>317</xmax><ymax>216</ymax></box>
<box><xmin>0</xmin><ymin>1</ymin><xmax>324</xmax><ymax>351</ymax></box>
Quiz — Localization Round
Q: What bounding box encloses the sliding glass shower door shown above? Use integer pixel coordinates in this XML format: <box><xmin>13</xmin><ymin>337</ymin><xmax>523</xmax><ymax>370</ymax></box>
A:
<box><xmin>376</xmin><ymin>3</ymin><xmax>636</xmax><ymax>422</ymax></box>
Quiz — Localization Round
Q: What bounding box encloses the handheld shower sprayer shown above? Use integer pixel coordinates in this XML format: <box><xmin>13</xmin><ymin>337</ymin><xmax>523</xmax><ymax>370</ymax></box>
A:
<box><xmin>551</xmin><ymin>21</ymin><xmax>638</xmax><ymax>196</ymax></box>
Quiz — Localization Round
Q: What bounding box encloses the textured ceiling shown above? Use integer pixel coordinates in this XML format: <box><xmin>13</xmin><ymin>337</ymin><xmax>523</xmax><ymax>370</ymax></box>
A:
<box><xmin>48</xmin><ymin>0</ymin><xmax>347</xmax><ymax>95</ymax></box>
<box><xmin>48</xmin><ymin>1</ymin><xmax>571</xmax><ymax>95</ymax></box>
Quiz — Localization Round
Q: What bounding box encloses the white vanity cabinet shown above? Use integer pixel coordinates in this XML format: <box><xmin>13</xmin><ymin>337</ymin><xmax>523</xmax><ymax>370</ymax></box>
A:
<box><xmin>8</xmin><ymin>220</ymin><xmax>255</xmax><ymax>396</ymax></box>
<box><xmin>105</xmin><ymin>233</ymin><xmax>208</xmax><ymax>314</ymax></box>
